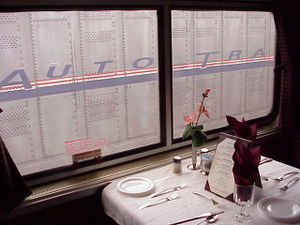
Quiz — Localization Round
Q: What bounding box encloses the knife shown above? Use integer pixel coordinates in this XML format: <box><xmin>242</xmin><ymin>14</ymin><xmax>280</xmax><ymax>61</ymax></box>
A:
<box><xmin>148</xmin><ymin>183</ymin><xmax>186</xmax><ymax>198</ymax></box>
<box><xmin>259</xmin><ymin>158</ymin><xmax>273</xmax><ymax>165</ymax></box>
<box><xmin>192</xmin><ymin>191</ymin><xmax>219</xmax><ymax>205</ymax></box>
<box><xmin>168</xmin><ymin>211</ymin><xmax>224</xmax><ymax>225</ymax></box>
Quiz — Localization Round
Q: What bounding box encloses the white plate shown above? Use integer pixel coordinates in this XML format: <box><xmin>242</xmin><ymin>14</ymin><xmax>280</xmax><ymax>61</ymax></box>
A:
<box><xmin>117</xmin><ymin>177</ymin><xmax>154</xmax><ymax>197</ymax></box>
<box><xmin>258</xmin><ymin>197</ymin><xmax>300</xmax><ymax>222</ymax></box>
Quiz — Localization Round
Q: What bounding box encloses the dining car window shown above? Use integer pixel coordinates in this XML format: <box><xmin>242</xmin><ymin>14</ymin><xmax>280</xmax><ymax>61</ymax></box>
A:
<box><xmin>0</xmin><ymin>10</ymin><xmax>160</xmax><ymax>175</ymax></box>
<box><xmin>0</xmin><ymin>4</ymin><xmax>278</xmax><ymax>184</ymax></box>
<box><xmin>172</xmin><ymin>11</ymin><xmax>276</xmax><ymax>139</ymax></box>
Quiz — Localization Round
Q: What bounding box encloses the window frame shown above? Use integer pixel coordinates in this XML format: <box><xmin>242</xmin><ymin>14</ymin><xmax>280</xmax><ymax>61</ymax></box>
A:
<box><xmin>0</xmin><ymin>0</ymin><xmax>279</xmax><ymax>187</ymax></box>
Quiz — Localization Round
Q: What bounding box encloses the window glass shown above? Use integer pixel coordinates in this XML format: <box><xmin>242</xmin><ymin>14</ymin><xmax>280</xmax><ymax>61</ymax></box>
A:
<box><xmin>0</xmin><ymin>10</ymin><xmax>160</xmax><ymax>175</ymax></box>
<box><xmin>172</xmin><ymin>11</ymin><xmax>276</xmax><ymax>139</ymax></box>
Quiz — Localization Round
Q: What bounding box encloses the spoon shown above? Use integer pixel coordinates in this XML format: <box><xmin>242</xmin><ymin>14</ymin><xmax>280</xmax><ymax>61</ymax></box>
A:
<box><xmin>271</xmin><ymin>171</ymin><xmax>299</xmax><ymax>181</ymax></box>
<box><xmin>197</xmin><ymin>215</ymin><xmax>219</xmax><ymax>225</ymax></box>
<box><xmin>279</xmin><ymin>177</ymin><xmax>300</xmax><ymax>191</ymax></box>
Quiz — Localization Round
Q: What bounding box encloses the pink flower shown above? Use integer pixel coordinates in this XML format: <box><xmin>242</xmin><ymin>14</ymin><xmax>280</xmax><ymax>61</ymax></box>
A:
<box><xmin>183</xmin><ymin>111</ymin><xmax>197</xmax><ymax>124</ymax></box>
<box><xmin>202</xmin><ymin>89</ymin><xmax>211</xmax><ymax>97</ymax></box>
<box><xmin>203</xmin><ymin>109</ymin><xmax>209</xmax><ymax>118</ymax></box>
<box><xmin>197</xmin><ymin>103</ymin><xmax>210</xmax><ymax>118</ymax></box>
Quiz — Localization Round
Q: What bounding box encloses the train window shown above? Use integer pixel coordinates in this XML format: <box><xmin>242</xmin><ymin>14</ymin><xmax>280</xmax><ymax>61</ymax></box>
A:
<box><xmin>0</xmin><ymin>5</ymin><xmax>278</xmax><ymax>183</ymax></box>
<box><xmin>0</xmin><ymin>10</ymin><xmax>160</xmax><ymax>175</ymax></box>
<box><xmin>172</xmin><ymin>11</ymin><xmax>276</xmax><ymax>139</ymax></box>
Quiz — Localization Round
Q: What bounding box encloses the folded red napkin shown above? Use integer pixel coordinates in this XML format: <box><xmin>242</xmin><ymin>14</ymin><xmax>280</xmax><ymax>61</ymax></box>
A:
<box><xmin>226</xmin><ymin>115</ymin><xmax>261</xmax><ymax>186</ymax></box>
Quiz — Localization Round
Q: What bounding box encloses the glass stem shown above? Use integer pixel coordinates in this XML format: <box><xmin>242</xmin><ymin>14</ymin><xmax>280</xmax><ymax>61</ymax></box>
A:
<box><xmin>240</xmin><ymin>206</ymin><xmax>246</xmax><ymax>216</ymax></box>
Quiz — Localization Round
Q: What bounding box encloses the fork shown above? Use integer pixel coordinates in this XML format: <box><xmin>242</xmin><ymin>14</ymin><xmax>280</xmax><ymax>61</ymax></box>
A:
<box><xmin>139</xmin><ymin>191</ymin><xmax>179</xmax><ymax>210</ymax></box>
<box><xmin>148</xmin><ymin>183</ymin><xmax>186</xmax><ymax>198</ymax></box>
<box><xmin>270</xmin><ymin>171</ymin><xmax>299</xmax><ymax>181</ymax></box>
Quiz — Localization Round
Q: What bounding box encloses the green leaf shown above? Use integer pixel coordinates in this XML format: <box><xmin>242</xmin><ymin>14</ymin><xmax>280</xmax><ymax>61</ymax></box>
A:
<box><xmin>182</xmin><ymin>124</ymin><xmax>192</xmax><ymax>139</ymax></box>
<box><xmin>193</xmin><ymin>125</ymin><xmax>204</xmax><ymax>131</ymax></box>
<box><xmin>191</xmin><ymin>130</ymin><xmax>207</xmax><ymax>147</ymax></box>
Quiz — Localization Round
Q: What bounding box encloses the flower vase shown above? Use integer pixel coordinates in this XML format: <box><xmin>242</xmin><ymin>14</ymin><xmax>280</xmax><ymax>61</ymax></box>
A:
<box><xmin>182</xmin><ymin>89</ymin><xmax>211</xmax><ymax>170</ymax></box>
<box><xmin>187</xmin><ymin>143</ymin><xmax>200</xmax><ymax>170</ymax></box>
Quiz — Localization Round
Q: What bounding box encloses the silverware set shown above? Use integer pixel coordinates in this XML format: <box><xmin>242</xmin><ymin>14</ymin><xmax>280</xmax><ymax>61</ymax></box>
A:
<box><xmin>139</xmin><ymin>191</ymin><xmax>180</xmax><ymax>210</ymax></box>
<box><xmin>261</xmin><ymin>171</ymin><xmax>299</xmax><ymax>181</ymax></box>
<box><xmin>261</xmin><ymin>171</ymin><xmax>300</xmax><ymax>191</ymax></box>
<box><xmin>259</xmin><ymin>158</ymin><xmax>300</xmax><ymax>191</ymax></box>
<box><xmin>139</xmin><ymin>183</ymin><xmax>186</xmax><ymax>210</ymax></box>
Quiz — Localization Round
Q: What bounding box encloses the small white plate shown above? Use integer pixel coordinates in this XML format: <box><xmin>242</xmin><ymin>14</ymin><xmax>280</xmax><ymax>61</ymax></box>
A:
<box><xmin>258</xmin><ymin>197</ymin><xmax>300</xmax><ymax>222</ymax></box>
<box><xmin>117</xmin><ymin>177</ymin><xmax>154</xmax><ymax>197</ymax></box>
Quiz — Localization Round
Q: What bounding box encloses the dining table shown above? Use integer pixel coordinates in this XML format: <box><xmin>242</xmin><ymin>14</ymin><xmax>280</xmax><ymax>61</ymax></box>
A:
<box><xmin>101</xmin><ymin>156</ymin><xmax>300</xmax><ymax>225</ymax></box>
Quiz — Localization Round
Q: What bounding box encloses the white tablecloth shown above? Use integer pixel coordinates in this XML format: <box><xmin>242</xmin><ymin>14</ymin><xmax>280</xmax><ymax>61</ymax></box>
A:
<box><xmin>101</xmin><ymin>157</ymin><xmax>300</xmax><ymax>225</ymax></box>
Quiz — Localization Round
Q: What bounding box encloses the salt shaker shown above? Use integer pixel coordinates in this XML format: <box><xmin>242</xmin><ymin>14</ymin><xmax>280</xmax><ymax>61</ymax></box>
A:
<box><xmin>173</xmin><ymin>156</ymin><xmax>182</xmax><ymax>174</ymax></box>
<box><xmin>200</xmin><ymin>148</ymin><xmax>213</xmax><ymax>175</ymax></box>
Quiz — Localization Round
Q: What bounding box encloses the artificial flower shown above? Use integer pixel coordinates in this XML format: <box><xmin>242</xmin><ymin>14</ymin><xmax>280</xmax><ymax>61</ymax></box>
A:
<box><xmin>202</xmin><ymin>88</ymin><xmax>211</xmax><ymax>97</ymax></box>
<box><xmin>197</xmin><ymin>103</ymin><xmax>210</xmax><ymax>118</ymax></box>
<box><xmin>183</xmin><ymin>111</ymin><xmax>197</xmax><ymax>124</ymax></box>
<box><xmin>182</xmin><ymin>89</ymin><xmax>211</xmax><ymax>147</ymax></box>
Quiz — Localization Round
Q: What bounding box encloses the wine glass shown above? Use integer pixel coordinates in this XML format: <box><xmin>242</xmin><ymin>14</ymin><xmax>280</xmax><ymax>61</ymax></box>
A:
<box><xmin>233</xmin><ymin>183</ymin><xmax>254</xmax><ymax>223</ymax></box>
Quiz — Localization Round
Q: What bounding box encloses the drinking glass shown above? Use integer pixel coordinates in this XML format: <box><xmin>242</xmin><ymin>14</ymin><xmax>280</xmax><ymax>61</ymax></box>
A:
<box><xmin>233</xmin><ymin>183</ymin><xmax>254</xmax><ymax>223</ymax></box>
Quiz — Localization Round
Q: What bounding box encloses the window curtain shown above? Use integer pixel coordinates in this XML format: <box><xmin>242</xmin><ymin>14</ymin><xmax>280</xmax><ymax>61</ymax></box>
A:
<box><xmin>273</xmin><ymin>0</ymin><xmax>300</xmax><ymax>167</ymax></box>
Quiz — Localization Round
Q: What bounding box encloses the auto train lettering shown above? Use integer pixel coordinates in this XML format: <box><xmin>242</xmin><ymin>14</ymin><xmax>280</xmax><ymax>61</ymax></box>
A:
<box><xmin>0</xmin><ymin>48</ymin><xmax>273</xmax><ymax>102</ymax></box>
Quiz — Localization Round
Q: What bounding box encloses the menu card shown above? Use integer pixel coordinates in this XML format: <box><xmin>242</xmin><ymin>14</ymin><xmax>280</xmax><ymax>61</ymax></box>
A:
<box><xmin>205</xmin><ymin>133</ymin><xmax>253</xmax><ymax>201</ymax></box>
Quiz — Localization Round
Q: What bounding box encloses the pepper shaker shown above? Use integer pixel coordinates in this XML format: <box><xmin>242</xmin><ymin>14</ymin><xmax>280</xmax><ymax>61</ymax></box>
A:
<box><xmin>173</xmin><ymin>156</ymin><xmax>182</xmax><ymax>174</ymax></box>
